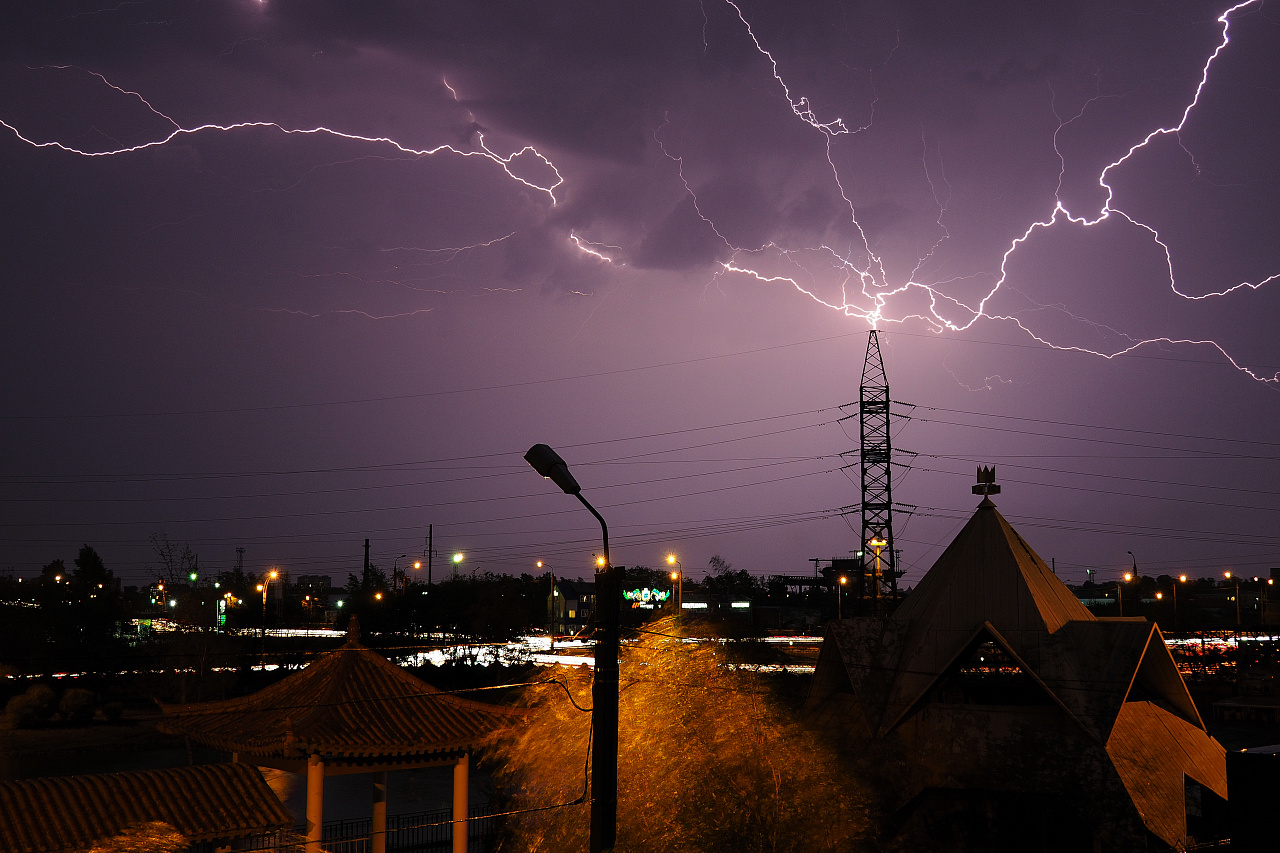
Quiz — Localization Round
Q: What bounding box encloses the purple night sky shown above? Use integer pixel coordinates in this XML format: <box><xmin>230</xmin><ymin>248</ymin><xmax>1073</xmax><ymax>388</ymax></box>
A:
<box><xmin>2</xmin><ymin>0</ymin><xmax>1278</xmax><ymax>589</ymax></box>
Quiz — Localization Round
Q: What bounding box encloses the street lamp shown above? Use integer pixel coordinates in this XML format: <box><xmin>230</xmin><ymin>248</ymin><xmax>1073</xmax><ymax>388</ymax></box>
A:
<box><xmin>258</xmin><ymin>569</ymin><xmax>278</xmax><ymax>666</ymax></box>
<box><xmin>838</xmin><ymin>575</ymin><xmax>848</xmax><ymax>620</ymax></box>
<box><xmin>1226</xmin><ymin>572</ymin><xmax>1240</xmax><ymax>629</ymax></box>
<box><xmin>666</xmin><ymin>554</ymin><xmax>682</xmax><ymax>613</ymax></box>
<box><xmin>868</xmin><ymin>537</ymin><xmax>888</xmax><ymax>600</ymax></box>
<box><xmin>393</xmin><ymin>554</ymin><xmax>407</xmax><ymax>593</ymax></box>
<box><xmin>525</xmin><ymin>443</ymin><xmax>620</xmax><ymax>853</ymax></box>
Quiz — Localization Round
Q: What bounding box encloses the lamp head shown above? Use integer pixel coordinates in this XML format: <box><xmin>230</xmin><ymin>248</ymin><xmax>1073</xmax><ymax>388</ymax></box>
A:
<box><xmin>525</xmin><ymin>444</ymin><xmax>581</xmax><ymax>495</ymax></box>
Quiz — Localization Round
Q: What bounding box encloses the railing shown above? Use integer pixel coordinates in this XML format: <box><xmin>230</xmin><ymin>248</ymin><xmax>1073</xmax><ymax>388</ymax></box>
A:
<box><xmin>228</xmin><ymin>803</ymin><xmax>498</xmax><ymax>853</ymax></box>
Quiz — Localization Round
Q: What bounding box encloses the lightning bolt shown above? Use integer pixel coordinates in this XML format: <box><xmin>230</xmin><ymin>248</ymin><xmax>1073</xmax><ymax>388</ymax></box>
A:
<box><xmin>1</xmin><ymin>69</ymin><xmax>564</xmax><ymax>203</ymax></box>
<box><xmin>572</xmin><ymin>0</ymin><xmax>1280</xmax><ymax>385</ymax></box>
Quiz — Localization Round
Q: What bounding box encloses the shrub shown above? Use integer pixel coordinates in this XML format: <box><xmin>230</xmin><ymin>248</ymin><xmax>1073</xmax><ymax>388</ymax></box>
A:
<box><xmin>5</xmin><ymin>694</ymin><xmax>44</xmax><ymax>728</ymax></box>
<box><xmin>59</xmin><ymin>688</ymin><xmax>97</xmax><ymax>726</ymax></box>
<box><xmin>5</xmin><ymin>684</ymin><xmax>58</xmax><ymax>728</ymax></box>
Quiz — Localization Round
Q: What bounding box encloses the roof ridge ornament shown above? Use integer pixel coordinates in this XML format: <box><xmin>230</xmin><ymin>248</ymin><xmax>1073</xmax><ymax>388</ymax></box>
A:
<box><xmin>973</xmin><ymin>465</ymin><xmax>1000</xmax><ymax>502</ymax></box>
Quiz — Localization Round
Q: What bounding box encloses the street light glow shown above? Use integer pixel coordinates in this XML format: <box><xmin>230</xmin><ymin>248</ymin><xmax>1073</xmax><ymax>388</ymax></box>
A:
<box><xmin>667</xmin><ymin>554</ymin><xmax>677</xmax><ymax>565</ymax></box>
<box><xmin>453</xmin><ymin>552</ymin><xmax>464</xmax><ymax>564</ymax></box>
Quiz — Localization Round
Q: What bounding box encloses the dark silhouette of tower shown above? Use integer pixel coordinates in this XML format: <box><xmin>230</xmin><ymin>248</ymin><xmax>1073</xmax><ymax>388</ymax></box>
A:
<box><xmin>859</xmin><ymin>330</ymin><xmax>897</xmax><ymax>603</ymax></box>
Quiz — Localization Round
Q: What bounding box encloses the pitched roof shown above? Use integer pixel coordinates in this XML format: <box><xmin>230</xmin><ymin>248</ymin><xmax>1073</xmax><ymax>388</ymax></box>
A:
<box><xmin>892</xmin><ymin>497</ymin><xmax>1094</xmax><ymax>641</ymax></box>
<box><xmin>158</xmin><ymin>622</ymin><xmax>518</xmax><ymax>759</ymax></box>
<box><xmin>0</xmin><ymin>762</ymin><xmax>291</xmax><ymax>853</ymax></box>
<box><xmin>876</xmin><ymin>497</ymin><xmax>1095</xmax><ymax>728</ymax></box>
<box><xmin>809</xmin><ymin>493</ymin><xmax>1229</xmax><ymax>848</ymax></box>
<box><xmin>1106</xmin><ymin>700</ymin><xmax>1227</xmax><ymax>849</ymax></box>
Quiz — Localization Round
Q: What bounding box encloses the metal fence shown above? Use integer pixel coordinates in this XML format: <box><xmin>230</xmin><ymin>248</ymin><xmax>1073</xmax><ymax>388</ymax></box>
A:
<box><xmin>226</xmin><ymin>803</ymin><xmax>499</xmax><ymax>853</ymax></box>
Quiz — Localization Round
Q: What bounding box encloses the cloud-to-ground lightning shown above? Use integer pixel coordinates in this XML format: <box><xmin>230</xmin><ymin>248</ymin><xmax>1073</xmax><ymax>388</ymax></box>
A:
<box><xmin>628</xmin><ymin>0</ymin><xmax>1280</xmax><ymax>385</ymax></box>
<box><xmin>5</xmin><ymin>5</ymin><xmax>1276</xmax><ymax>384</ymax></box>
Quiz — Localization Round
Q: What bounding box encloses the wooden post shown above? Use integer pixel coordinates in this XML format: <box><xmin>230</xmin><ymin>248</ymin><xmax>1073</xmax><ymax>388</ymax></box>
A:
<box><xmin>372</xmin><ymin>770</ymin><xmax>388</xmax><ymax>853</ymax></box>
<box><xmin>452</xmin><ymin>753</ymin><xmax>469</xmax><ymax>853</ymax></box>
<box><xmin>306</xmin><ymin>754</ymin><xmax>324</xmax><ymax>853</ymax></box>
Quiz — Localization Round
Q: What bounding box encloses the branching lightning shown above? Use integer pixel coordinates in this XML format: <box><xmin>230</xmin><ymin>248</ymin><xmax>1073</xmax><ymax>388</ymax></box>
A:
<box><xmin>629</xmin><ymin>0</ymin><xmax>1280</xmax><ymax>385</ymax></box>
<box><xmin>5</xmin><ymin>5</ymin><xmax>1277</xmax><ymax>384</ymax></box>
<box><xmin>2</xmin><ymin>69</ymin><xmax>564</xmax><ymax>203</ymax></box>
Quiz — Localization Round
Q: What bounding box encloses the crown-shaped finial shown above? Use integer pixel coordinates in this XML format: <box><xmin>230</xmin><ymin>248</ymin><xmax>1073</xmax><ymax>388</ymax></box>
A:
<box><xmin>973</xmin><ymin>466</ymin><xmax>1001</xmax><ymax>496</ymax></box>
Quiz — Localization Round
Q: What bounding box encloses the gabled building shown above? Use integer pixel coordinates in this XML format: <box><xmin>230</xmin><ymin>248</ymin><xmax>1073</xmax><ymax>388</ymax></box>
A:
<box><xmin>807</xmin><ymin>493</ymin><xmax>1227</xmax><ymax>851</ymax></box>
<box><xmin>549</xmin><ymin>579</ymin><xmax>595</xmax><ymax>636</ymax></box>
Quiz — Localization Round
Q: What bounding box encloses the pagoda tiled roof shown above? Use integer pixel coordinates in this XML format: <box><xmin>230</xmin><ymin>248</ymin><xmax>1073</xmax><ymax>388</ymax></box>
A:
<box><xmin>158</xmin><ymin>622</ymin><xmax>519</xmax><ymax>760</ymax></box>
<box><xmin>0</xmin><ymin>762</ymin><xmax>291</xmax><ymax>853</ymax></box>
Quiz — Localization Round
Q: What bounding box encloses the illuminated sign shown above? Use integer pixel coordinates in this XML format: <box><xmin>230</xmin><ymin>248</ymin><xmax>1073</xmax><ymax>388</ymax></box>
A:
<box><xmin>731</xmin><ymin>601</ymin><xmax>751</xmax><ymax>609</ymax></box>
<box><xmin>681</xmin><ymin>602</ymin><xmax>708</xmax><ymax>610</ymax></box>
<box><xmin>623</xmin><ymin>588</ymin><xmax>671</xmax><ymax>603</ymax></box>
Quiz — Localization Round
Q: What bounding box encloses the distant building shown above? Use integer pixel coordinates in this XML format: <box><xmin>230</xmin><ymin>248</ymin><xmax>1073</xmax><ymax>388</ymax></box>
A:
<box><xmin>295</xmin><ymin>574</ymin><xmax>332</xmax><ymax>593</ymax></box>
<box><xmin>808</xmin><ymin>493</ymin><xmax>1228</xmax><ymax>851</ymax></box>
<box><xmin>549</xmin><ymin>579</ymin><xmax>595</xmax><ymax>636</ymax></box>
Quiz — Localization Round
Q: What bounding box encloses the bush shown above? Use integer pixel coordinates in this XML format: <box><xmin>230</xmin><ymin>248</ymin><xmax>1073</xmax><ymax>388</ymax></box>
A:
<box><xmin>5</xmin><ymin>684</ymin><xmax>58</xmax><ymax>728</ymax></box>
<box><xmin>5</xmin><ymin>694</ymin><xmax>44</xmax><ymax>728</ymax></box>
<box><xmin>59</xmin><ymin>688</ymin><xmax>97</xmax><ymax>726</ymax></box>
<box><xmin>26</xmin><ymin>683</ymin><xmax>56</xmax><ymax>715</ymax></box>
<box><xmin>102</xmin><ymin>701</ymin><xmax>125</xmax><ymax>722</ymax></box>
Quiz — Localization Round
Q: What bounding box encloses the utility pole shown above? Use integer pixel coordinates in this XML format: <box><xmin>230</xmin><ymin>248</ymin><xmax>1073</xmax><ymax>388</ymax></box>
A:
<box><xmin>592</xmin><ymin>559</ymin><xmax>622</xmax><ymax>853</ymax></box>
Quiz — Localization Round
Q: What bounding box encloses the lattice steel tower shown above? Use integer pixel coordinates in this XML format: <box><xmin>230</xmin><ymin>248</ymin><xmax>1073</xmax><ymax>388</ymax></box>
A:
<box><xmin>859</xmin><ymin>330</ymin><xmax>897</xmax><ymax>602</ymax></box>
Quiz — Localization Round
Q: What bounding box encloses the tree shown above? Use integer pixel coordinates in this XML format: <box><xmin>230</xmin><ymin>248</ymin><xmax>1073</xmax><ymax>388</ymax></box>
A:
<box><xmin>73</xmin><ymin>544</ymin><xmax>112</xmax><ymax>590</ymax></box>
<box><xmin>485</xmin><ymin>618</ymin><xmax>875</xmax><ymax>852</ymax></box>
<box><xmin>149</xmin><ymin>533</ymin><xmax>197</xmax><ymax>587</ymax></box>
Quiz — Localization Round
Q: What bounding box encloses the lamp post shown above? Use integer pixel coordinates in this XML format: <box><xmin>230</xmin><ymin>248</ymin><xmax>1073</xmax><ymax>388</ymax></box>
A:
<box><xmin>392</xmin><ymin>554</ymin><xmax>407</xmax><ymax>593</ymax></box>
<box><xmin>838</xmin><ymin>575</ymin><xmax>848</xmax><ymax>620</ymax></box>
<box><xmin>525</xmin><ymin>444</ymin><xmax>621</xmax><ymax>853</ymax></box>
<box><xmin>539</xmin><ymin>561</ymin><xmax>556</xmax><ymax>652</ymax></box>
<box><xmin>258</xmin><ymin>569</ymin><xmax>278</xmax><ymax>665</ymax></box>
<box><xmin>666</xmin><ymin>554</ymin><xmax>682</xmax><ymax>614</ymax></box>
<box><xmin>1226</xmin><ymin>572</ymin><xmax>1240</xmax><ymax>629</ymax></box>
<box><xmin>1118</xmin><ymin>571</ymin><xmax>1132</xmax><ymax>617</ymax></box>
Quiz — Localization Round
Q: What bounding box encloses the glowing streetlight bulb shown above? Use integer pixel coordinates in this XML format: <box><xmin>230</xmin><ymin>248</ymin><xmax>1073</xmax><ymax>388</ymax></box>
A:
<box><xmin>596</xmin><ymin>556</ymin><xmax>606</xmax><ymax>568</ymax></box>
<box><xmin>666</xmin><ymin>554</ymin><xmax>677</xmax><ymax>565</ymax></box>
<box><xmin>452</xmin><ymin>553</ymin><xmax>464</xmax><ymax>564</ymax></box>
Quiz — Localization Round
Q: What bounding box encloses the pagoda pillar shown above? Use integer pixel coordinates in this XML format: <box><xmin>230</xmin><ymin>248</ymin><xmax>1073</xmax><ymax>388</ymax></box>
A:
<box><xmin>452</xmin><ymin>753</ymin><xmax>469</xmax><ymax>853</ymax></box>
<box><xmin>306</xmin><ymin>754</ymin><xmax>324</xmax><ymax>853</ymax></box>
<box><xmin>372</xmin><ymin>770</ymin><xmax>388</xmax><ymax>853</ymax></box>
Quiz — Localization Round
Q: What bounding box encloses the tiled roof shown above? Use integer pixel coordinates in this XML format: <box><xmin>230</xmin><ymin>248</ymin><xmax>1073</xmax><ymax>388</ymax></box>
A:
<box><xmin>158</xmin><ymin>624</ymin><xmax>519</xmax><ymax>759</ymax></box>
<box><xmin>0</xmin><ymin>762</ymin><xmax>291</xmax><ymax>853</ymax></box>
